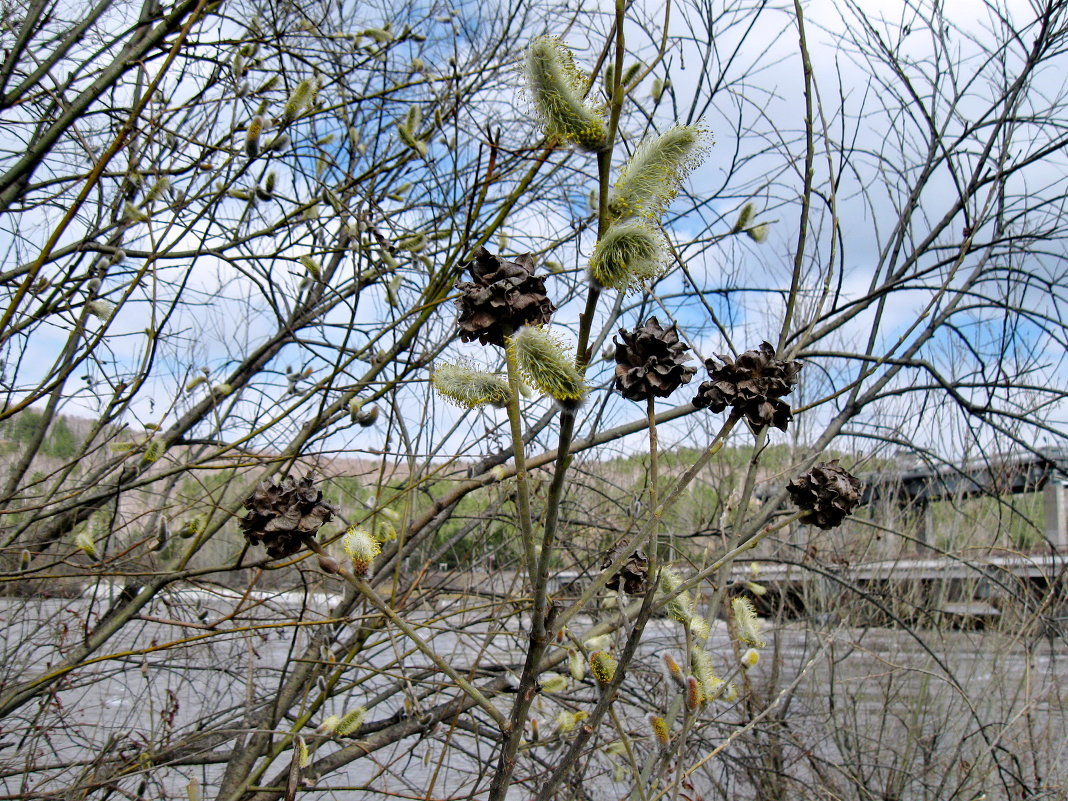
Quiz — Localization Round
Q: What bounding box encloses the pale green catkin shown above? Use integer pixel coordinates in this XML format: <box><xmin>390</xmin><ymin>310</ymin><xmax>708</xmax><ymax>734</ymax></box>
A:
<box><xmin>432</xmin><ymin>362</ymin><xmax>511</xmax><ymax>409</ymax></box>
<box><xmin>746</xmin><ymin>222</ymin><xmax>769</xmax><ymax>243</ymax></box>
<box><xmin>335</xmin><ymin>706</ymin><xmax>367</xmax><ymax>736</ymax></box>
<box><xmin>608</xmin><ymin>124</ymin><xmax>710</xmax><ymax>220</ymax></box>
<box><xmin>245</xmin><ymin>115</ymin><xmax>262</xmax><ymax>158</ymax></box>
<box><xmin>284</xmin><ymin>79</ymin><xmax>313</xmax><ymax>123</ymax></box>
<box><xmin>732</xmin><ymin>202</ymin><xmax>755</xmax><ymax>233</ymax></box>
<box><xmin>732</xmin><ymin>596</ymin><xmax>766</xmax><ymax>648</ymax></box>
<box><xmin>589</xmin><ymin>220</ymin><xmax>666</xmax><ymax>291</ymax></box>
<box><xmin>508</xmin><ymin>326</ymin><xmax>586</xmax><ymax>403</ymax></box>
<box><xmin>524</xmin><ymin>37</ymin><xmax>607</xmax><ymax>151</ymax></box>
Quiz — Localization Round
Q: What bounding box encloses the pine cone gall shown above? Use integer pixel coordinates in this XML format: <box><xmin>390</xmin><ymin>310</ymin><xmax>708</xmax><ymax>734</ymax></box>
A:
<box><xmin>239</xmin><ymin>474</ymin><xmax>336</xmax><ymax>558</ymax></box>
<box><xmin>787</xmin><ymin>460</ymin><xmax>862</xmax><ymax>529</ymax></box>
<box><xmin>614</xmin><ymin>317</ymin><xmax>696</xmax><ymax>401</ymax></box>
<box><xmin>455</xmin><ymin>248</ymin><xmax>556</xmax><ymax>347</ymax></box>
<box><xmin>692</xmin><ymin>341</ymin><xmax>800</xmax><ymax>431</ymax></box>
<box><xmin>602</xmin><ymin>549</ymin><xmax>649</xmax><ymax>595</ymax></box>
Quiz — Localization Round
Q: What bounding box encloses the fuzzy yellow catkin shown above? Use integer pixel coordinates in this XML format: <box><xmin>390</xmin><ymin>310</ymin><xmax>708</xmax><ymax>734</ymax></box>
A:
<box><xmin>608</xmin><ymin>125</ymin><xmax>709</xmax><ymax>221</ymax></box>
<box><xmin>689</xmin><ymin>615</ymin><xmax>711</xmax><ymax>642</ymax></box>
<box><xmin>589</xmin><ymin>651</ymin><xmax>617</xmax><ymax>686</ymax></box>
<box><xmin>317</xmin><ymin>715</ymin><xmax>341</xmax><ymax>735</ymax></box>
<box><xmin>741</xmin><ymin>648</ymin><xmax>760</xmax><ymax>668</ymax></box>
<box><xmin>432</xmin><ymin>362</ymin><xmax>510</xmax><ymax>409</ymax></box>
<box><xmin>142</xmin><ymin>438</ymin><xmax>166</xmax><ymax>463</ymax></box>
<box><xmin>284</xmin><ymin>79</ymin><xmax>313</xmax><ymax>123</ymax></box>
<box><xmin>342</xmin><ymin>527</ymin><xmax>380</xmax><ymax>577</ymax></box>
<box><xmin>245</xmin><ymin>115</ymin><xmax>263</xmax><ymax>158</ymax></box>
<box><xmin>662</xmin><ymin>653</ymin><xmax>686</xmax><ymax>689</ymax></box>
<box><xmin>659</xmin><ymin>568</ymin><xmax>695</xmax><ymax>624</ymax></box>
<box><xmin>686</xmin><ymin>676</ymin><xmax>702</xmax><ymax>710</ymax></box>
<box><xmin>690</xmin><ymin>647</ymin><xmax>725</xmax><ymax>700</ymax></box>
<box><xmin>296</xmin><ymin>735</ymin><xmax>311</xmax><ymax>768</ymax></box>
<box><xmin>649</xmin><ymin>715</ymin><xmax>669</xmax><ymax>747</ymax></box>
<box><xmin>588</xmin><ymin>220</ymin><xmax>665</xmax><ymax>291</ymax></box>
<box><xmin>335</xmin><ymin>706</ymin><xmax>367</xmax><ymax>736</ymax></box>
<box><xmin>732</xmin><ymin>596</ymin><xmax>766</xmax><ymax>648</ymax></box>
<box><xmin>508</xmin><ymin>326</ymin><xmax>586</xmax><ymax>404</ymax></box>
<box><xmin>299</xmin><ymin>256</ymin><xmax>321</xmax><ymax>279</ymax></box>
<box><xmin>524</xmin><ymin>36</ymin><xmax>607</xmax><ymax>151</ymax></box>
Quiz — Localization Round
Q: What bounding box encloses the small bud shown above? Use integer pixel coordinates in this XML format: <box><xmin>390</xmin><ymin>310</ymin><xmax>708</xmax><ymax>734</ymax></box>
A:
<box><xmin>589</xmin><ymin>651</ymin><xmax>617</xmax><ymax>686</ymax></box>
<box><xmin>432</xmin><ymin>362</ymin><xmax>511</xmax><ymax>409</ymax></box>
<box><xmin>732</xmin><ymin>596</ymin><xmax>766</xmax><ymax>648</ymax></box>
<box><xmin>296</xmin><ymin>735</ymin><xmax>311</xmax><ymax>768</ymax></box>
<box><xmin>508</xmin><ymin>326</ymin><xmax>586</xmax><ymax>404</ymax></box>
<box><xmin>648</xmin><ymin>715</ymin><xmax>669</xmax><ymax>747</ymax></box>
<box><xmin>341</xmin><ymin>526</ymin><xmax>380</xmax><ymax>577</ymax></box>
<box><xmin>18</xmin><ymin>549</ymin><xmax>30</xmax><ymax>572</ymax></box>
<box><xmin>530</xmin><ymin>718</ymin><xmax>540</xmax><ymax>741</ymax></box>
<box><xmin>335</xmin><ymin>706</ymin><xmax>367</xmax><ymax>736</ymax></box>
<box><xmin>568</xmin><ymin>649</ymin><xmax>586</xmax><ymax>681</ymax></box>
<box><xmin>539</xmin><ymin>673</ymin><xmax>568</xmax><ymax>693</ymax></box>
<box><xmin>317</xmin><ymin>554</ymin><xmax>341</xmax><ymax>574</ymax></box>
<box><xmin>741</xmin><ymin>648</ymin><xmax>760</xmax><ymax>668</ymax></box>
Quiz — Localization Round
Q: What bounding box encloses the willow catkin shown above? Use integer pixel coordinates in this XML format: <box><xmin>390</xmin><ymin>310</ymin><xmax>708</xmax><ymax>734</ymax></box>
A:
<box><xmin>608</xmin><ymin>124</ymin><xmax>710</xmax><ymax>220</ymax></box>
<box><xmin>524</xmin><ymin>36</ymin><xmax>606</xmax><ymax>151</ymax></box>
<box><xmin>732</xmin><ymin>596</ymin><xmax>766</xmax><ymax>648</ymax></box>
<box><xmin>432</xmin><ymin>362</ymin><xmax>510</xmax><ymax>409</ymax></box>
<box><xmin>508</xmin><ymin>326</ymin><xmax>586</xmax><ymax>404</ymax></box>
<box><xmin>588</xmin><ymin>220</ymin><xmax>665</xmax><ymax>291</ymax></box>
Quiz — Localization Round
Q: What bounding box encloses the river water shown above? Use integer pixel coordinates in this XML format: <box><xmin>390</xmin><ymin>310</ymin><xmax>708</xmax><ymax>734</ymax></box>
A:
<box><xmin>1</xmin><ymin>589</ymin><xmax>1065</xmax><ymax>800</ymax></box>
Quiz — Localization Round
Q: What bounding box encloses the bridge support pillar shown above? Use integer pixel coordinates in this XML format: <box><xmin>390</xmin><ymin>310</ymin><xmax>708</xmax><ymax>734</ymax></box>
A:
<box><xmin>1044</xmin><ymin>480</ymin><xmax>1068</xmax><ymax>549</ymax></box>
